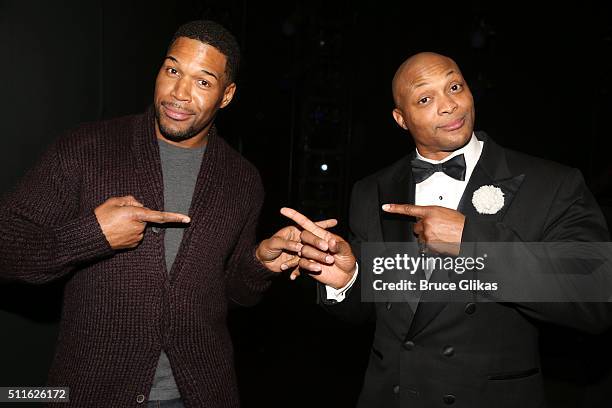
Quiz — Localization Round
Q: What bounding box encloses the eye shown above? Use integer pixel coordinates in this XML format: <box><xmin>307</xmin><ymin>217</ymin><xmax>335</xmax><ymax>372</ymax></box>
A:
<box><xmin>450</xmin><ymin>83</ymin><xmax>463</xmax><ymax>92</ymax></box>
<box><xmin>166</xmin><ymin>67</ymin><xmax>179</xmax><ymax>76</ymax></box>
<box><xmin>418</xmin><ymin>96</ymin><xmax>431</xmax><ymax>105</ymax></box>
<box><xmin>197</xmin><ymin>79</ymin><xmax>211</xmax><ymax>88</ymax></box>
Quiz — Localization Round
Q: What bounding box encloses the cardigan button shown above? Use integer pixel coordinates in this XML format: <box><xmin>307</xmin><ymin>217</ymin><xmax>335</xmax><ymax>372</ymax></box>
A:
<box><xmin>151</xmin><ymin>226</ymin><xmax>161</xmax><ymax>234</ymax></box>
<box><xmin>464</xmin><ymin>302</ymin><xmax>476</xmax><ymax>315</ymax></box>
<box><xmin>136</xmin><ymin>394</ymin><xmax>145</xmax><ymax>404</ymax></box>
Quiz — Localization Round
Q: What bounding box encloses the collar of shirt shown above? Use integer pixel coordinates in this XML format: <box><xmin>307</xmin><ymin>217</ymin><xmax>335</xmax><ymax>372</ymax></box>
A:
<box><xmin>415</xmin><ymin>132</ymin><xmax>483</xmax><ymax>181</ymax></box>
<box><xmin>414</xmin><ymin>133</ymin><xmax>484</xmax><ymax>210</ymax></box>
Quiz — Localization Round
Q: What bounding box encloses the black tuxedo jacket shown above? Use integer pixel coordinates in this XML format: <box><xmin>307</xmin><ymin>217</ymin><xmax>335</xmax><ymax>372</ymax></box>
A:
<box><xmin>321</xmin><ymin>132</ymin><xmax>611</xmax><ymax>408</ymax></box>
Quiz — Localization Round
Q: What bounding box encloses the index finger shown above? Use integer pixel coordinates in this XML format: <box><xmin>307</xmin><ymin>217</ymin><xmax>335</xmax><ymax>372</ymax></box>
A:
<box><xmin>135</xmin><ymin>208</ymin><xmax>191</xmax><ymax>224</ymax></box>
<box><xmin>382</xmin><ymin>203</ymin><xmax>431</xmax><ymax>218</ymax></box>
<box><xmin>314</xmin><ymin>218</ymin><xmax>338</xmax><ymax>229</ymax></box>
<box><xmin>280</xmin><ymin>207</ymin><xmax>332</xmax><ymax>240</ymax></box>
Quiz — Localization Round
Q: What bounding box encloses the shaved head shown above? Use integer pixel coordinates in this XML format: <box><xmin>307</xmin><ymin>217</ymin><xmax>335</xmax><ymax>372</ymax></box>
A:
<box><xmin>392</xmin><ymin>52</ymin><xmax>461</xmax><ymax>107</ymax></box>
<box><xmin>390</xmin><ymin>51</ymin><xmax>475</xmax><ymax>160</ymax></box>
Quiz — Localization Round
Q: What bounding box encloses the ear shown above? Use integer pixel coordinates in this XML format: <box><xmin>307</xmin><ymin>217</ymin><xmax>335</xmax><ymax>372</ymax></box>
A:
<box><xmin>392</xmin><ymin>108</ymin><xmax>408</xmax><ymax>130</ymax></box>
<box><xmin>220</xmin><ymin>82</ymin><xmax>237</xmax><ymax>109</ymax></box>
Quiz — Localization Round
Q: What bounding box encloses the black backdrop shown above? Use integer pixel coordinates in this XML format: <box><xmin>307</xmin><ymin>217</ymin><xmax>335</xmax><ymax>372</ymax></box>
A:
<box><xmin>1</xmin><ymin>1</ymin><xmax>612</xmax><ymax>407</ymax></box>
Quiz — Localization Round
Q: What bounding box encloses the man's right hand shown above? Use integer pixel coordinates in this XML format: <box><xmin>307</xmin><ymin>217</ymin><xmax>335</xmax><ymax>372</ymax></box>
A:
<box><xmin>280</xmin><ymin>207</ymin><xmax>356</xmax><ymax>289</ymax></box>
<box><xmin>94</xmin><ymin>196</ymin><xmax>190</xmax><ymax>250</ymax></box>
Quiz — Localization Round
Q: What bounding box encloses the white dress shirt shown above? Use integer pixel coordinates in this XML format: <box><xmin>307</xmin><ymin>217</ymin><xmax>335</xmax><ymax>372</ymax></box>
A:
<box><xmin>325</xmin><ymin>133</ymin><xmax>483</xmax><ymax>302</ymax></box>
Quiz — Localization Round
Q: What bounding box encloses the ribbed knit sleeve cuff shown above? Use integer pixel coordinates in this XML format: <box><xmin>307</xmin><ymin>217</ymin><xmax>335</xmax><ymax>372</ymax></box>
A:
<box><xmin>54</xmin><ymin>212</ymin><xmax>115</xmax><ymax>266</ymax></box>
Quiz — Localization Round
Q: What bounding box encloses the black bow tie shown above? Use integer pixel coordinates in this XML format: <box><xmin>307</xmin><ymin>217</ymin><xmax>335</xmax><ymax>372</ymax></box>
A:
<box><xmin>410</xmin><ymin>154</ymin><xmax>467</xmax><ymax>183</ymax></box>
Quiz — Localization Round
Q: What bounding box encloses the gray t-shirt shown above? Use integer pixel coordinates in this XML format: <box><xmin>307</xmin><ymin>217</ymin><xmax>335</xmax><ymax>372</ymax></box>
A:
<box><xmin>149</xmin><ymin>139</ymin><xmax>206</xmax><ymax>401</ymax></box>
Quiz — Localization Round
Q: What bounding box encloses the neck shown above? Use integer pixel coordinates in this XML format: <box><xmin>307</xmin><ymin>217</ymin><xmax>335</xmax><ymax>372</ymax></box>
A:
<box><xmin>416</xmin><ymin>149</ymin><xmax>453</xmax><ymax>161</ymax></box>
<box><xmin>416</xmin><ymin>135</ymin><xmax>472</xmax><ymax>161</ymax></box>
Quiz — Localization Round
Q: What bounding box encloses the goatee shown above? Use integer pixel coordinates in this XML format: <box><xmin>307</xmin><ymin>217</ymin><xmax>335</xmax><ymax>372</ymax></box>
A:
<box><xmin>154</xmin><ymin>106</ymin><xmax>201</xmax><ymax>142</ymax></box>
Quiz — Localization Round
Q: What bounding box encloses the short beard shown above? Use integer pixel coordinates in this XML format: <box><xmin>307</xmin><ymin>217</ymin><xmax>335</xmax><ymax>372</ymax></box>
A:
<box><xmin>154</xmin><ymin>105</ymin><xmax>201</xmax><ymax>142</ymax></box>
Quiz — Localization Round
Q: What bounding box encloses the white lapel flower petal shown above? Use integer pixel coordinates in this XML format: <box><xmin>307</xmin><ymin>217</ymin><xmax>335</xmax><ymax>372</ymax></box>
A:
<box><xmin>472</xmin><ymin>185</ymin><xmax>505</xmax><ymax>214</ymax></box>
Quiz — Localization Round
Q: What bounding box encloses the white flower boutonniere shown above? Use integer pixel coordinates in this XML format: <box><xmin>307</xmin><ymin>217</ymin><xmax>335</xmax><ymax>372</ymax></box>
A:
<box><xmin>472</xmin><ymin>185</ymin><xmax>505</xmax><ymax>214</ymax></box>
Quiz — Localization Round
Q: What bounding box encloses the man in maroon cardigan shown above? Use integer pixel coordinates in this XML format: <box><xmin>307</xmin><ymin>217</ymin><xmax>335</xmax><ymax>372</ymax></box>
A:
<box><xmin>0</xmin><ymin>20</ymin><xmax>318</xmax><ymax>408</ymax></box>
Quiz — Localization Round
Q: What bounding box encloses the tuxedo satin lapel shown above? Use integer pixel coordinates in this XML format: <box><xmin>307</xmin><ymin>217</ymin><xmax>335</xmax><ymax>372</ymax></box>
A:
<box><xmin>378</xmin><ymin>155</ymin><xmax>415</xmax><ymax>244</ymax></box>
<box><xmin>377</xmin><ymin>155</ymin><xmax>419</xmax><ymax>321</ymax></box>
<box><xmin>458</xmin><ymin>132</ymin><xmax>525</xmax><ymax>221</ymax></box>
<box><xmin>458</xmin><ymin>168</ymin><xmax>525</xmax><ymax>222</ymax></box>
<box><xmin>406</xmin><ymin>261</ymin><xmax>452</xmax><ymax>338</ymax></box>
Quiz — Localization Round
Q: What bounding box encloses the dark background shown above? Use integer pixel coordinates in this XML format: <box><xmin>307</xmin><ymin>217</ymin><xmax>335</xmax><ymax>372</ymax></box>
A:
<box><xmin>1</xmin><ymin>0</ymin><xmax>612</xmax><ymax>407</ymax></box>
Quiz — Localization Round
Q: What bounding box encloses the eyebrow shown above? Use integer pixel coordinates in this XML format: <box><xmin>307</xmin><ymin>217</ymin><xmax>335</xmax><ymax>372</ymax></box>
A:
<box><xmin>164</xmin><ymin>56</ymin><xmax>219</xmax><ymax>80</ymax></box>
<box><xmin>411</xmin><ymin>69</ymin><xmax>457</xmax><ymax>90</ymax></box>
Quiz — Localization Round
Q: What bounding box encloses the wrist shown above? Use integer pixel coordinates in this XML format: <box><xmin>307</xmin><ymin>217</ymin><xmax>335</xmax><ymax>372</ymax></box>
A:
<box><xmin>331</xmin><ymin>264</ymin><xmax>357</xmax><ymax>289</ymax></box>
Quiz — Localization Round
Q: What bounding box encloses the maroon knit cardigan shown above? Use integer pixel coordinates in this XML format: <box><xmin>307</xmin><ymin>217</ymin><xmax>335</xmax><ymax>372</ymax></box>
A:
<box><xmin>0</xmin><ymin>108</ymin><xmax>275</xmax><ymax>407</ymax></box>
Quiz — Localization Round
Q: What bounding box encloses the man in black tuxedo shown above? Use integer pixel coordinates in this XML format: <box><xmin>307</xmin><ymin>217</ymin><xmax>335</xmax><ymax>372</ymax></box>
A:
<box><xmin>272</xmin><ymin>52</ymin><xmax>612</xmax><ymax>407</ymax></box>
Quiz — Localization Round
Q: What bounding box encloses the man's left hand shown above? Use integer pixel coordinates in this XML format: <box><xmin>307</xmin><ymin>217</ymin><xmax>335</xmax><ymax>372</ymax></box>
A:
<box><xmin>382</xmin><ymin>203</ymin><xmax>465</xmax><ymax>255</ymax></box>
<box><xmin>256</xmin><ymin>218</ymin><xmax>338</xmax><ymax>273</ymax></box>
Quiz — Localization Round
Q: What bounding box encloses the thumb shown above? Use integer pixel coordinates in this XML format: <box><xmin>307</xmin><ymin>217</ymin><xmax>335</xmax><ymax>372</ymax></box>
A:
<box><xmin>329</xmin><ymin>238</ymin><xmax>353</xmax><ymax>257</ymax></box>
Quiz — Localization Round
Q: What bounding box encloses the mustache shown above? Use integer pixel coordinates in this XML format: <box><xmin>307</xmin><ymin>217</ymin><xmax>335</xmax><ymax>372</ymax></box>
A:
<box><xmin>161</xmin><ymin>101</ymin><xmax>195</xmax><ymax>115</ymax></box>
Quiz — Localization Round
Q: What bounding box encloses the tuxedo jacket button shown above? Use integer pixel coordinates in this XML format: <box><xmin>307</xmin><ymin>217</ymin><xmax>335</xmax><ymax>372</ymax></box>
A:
<box><xmin>393</xmin><ymin>384</ymin><xmax>400</xmax><ymax>394</ymax></box>
<box><xmin>386</xmin><ymin>302</ymin><xmax>392</xmax><ymax>310</ymax></box>
<box><xmin>403</xmin><ymin>340</ymin><xmax>415</xmax><ymax>350</ymax></box>
<box><xmin>465</xmin><ymin>302</ymin><xmax>476</xmax><ymax>315</ymax></box>
<box><xmin>442</xmin><ymin>345</ymin><xmax>454</xmax><ymax>357</ymax></box>
<box><xmin>443</xmin><ymin>393</ymin><xmax>456</xmax><ymax>404</ymax></box>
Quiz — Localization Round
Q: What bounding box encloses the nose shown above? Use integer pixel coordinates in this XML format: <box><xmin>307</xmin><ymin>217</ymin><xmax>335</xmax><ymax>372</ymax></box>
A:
<box><xmin>438</xmin><ymin>94</ymin><xmax>458</xmax><ymax>115</ymax></box>
<box><xmin>171</xmin><ymin>77</ymin><xmax>191</xmax><ymax>102</ymax></box>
